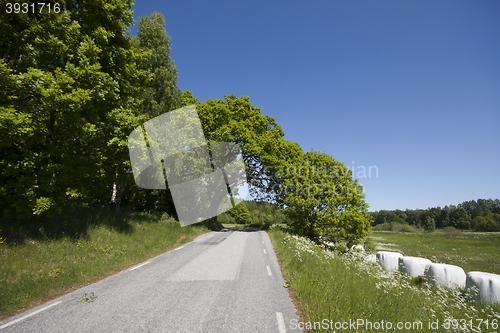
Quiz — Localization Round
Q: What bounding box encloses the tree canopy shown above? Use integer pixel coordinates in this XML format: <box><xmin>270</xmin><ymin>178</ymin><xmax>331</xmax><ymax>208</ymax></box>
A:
<box><xmin>117</xmin><ymin>11</ymin><xmax>182</xmax><ymax>214</ymax></box>
<box><xmin>133</xmin><ymin>11</ymin><xmax>182</xmax><ymax>117</ymax></box>
<box><xmin>280</xmin><ymin>150</ymin><xmax>371</xmax><ymax>242</ymax></box>
<box><xmin>179</xmin><ymin>92</ymin><xmax>304</xmax><ymax>202</ymax></box>
<box><xmin>1</xmin><ymin>0</ymin><xmax>149</xmax><ymax>217</ymax></box>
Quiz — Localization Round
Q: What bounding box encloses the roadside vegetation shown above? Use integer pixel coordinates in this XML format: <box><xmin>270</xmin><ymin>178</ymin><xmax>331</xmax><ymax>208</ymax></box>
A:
<box><xmin>0</xmin><ymin>208</ymin><xmax>210</xmax><ymax>320</ymax></box>
<box><xmin>269</xmin><ymin>227</ymin><xmax>500</xmax><ymax>333</ymax></box>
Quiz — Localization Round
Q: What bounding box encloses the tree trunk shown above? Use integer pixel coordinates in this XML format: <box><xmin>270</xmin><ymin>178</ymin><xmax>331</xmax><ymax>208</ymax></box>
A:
<box><xmin>114</xmin><ymin>184</ymin><xmax>125</xmax><ymax>213</ymax></box>
<box><xmin>308</xmin><ymin>221</ymin><xmax>315</xmax><ymax>239</ymax></box>
<box><xmin>111</xmin><ymin>181</ymin><xmax>126</xmax><ymax>213</ymax></box>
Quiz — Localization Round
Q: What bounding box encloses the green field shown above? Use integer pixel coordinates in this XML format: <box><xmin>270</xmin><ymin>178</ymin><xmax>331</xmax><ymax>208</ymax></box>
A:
<box><xmin>269</xmin><ymin>228</ymin><xmax>500</xmax><ymax>333</ymax></box>
<box><xmin>0</xmin><ymin>212</ymin><xmax>209</xmax><ymax>320</ymax></box>
<box><xmin>370</xmin><ymin>231</ymin><xmax>500</xmax><ymax>274</ymax></box>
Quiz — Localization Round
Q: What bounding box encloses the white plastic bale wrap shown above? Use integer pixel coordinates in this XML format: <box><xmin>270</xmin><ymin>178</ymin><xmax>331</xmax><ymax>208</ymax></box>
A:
<box><xmin>351</xmin><ymin>244</ymin><xmax>365</xmax><ymax>252</ymax></box>
<box><xmin>376</xmin><ymin>251</ymin><xmax>403</xmax><ymax>271</ymax></box>
<box><xmin>398</xmin><ymin>256</ymin><xmax>432</xmax><ymax>277</ymax></box>
<box><xmin>466</xmin><ymin>271</ymin><xmax>500</xmax><ymax>304</ymax></box>
<box><xmin>425</xmin><ymin>263</ymin><xmax>466</xmax><ymax>288</ymax></box>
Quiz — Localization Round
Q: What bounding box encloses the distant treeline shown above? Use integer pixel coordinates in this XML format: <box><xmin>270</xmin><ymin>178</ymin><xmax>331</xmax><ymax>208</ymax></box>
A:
<box><xmin>218</xmin><ymin>201</ymin><xmax>286</xmax><ymax>226</ymax></box>
<box><xmin>369</xmin><ymin>199</ymin><xmax>500</xmax><ymax>232</ymax></box>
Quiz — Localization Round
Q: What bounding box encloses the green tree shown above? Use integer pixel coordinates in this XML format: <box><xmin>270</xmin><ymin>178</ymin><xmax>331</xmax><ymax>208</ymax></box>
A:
<box><xmin>0</xmin><ymin>0</ymin><xmax>149</xmax><ymax>217</ymax></box>
<box><xmin>123</xmin><ymin>90</ymin><xmax>301</xmax><ymax>221</ymax></box>
<box><xmin>405</xmin><ymin>209</ymin><xmax>420</xmax><ymax>226</ymax></box>
<box><xmin>450</xmin><ymin>207</ymin><xmax>471</xmax><ymax>230</ymax></box>
<box><xmin>423</xmin><ymin>216</ymin><xmax>436</xmax><ymax>231</ymax></box>
<box><xmin>133</xmin><ymin>12</ymin><xmax>182</xmax><ymax>117</ymax></box>
<box><xmin>472</xmin><ymin>213</ymin><xmax>500</xmax><ymax>232</ymax></box>
<box><xmin>428</xmin><ymin>207</ymin><xmax>441</xmax><ymax>223</ymax></box>
<box><xmin>280</xmin><ymin>150</ymin><xmax>371</xmax><ymax>242</ymax></box>
<box><xmin>178</xmin><ymin>92</ymin><xmax>303</xmax><ymax>222</ymax></box>
<box><xmin>121</xmin><ymin>12</ymin><xmax>182</xmax><ymax>214</ymax></box>
<box><xmin>372</xmin><ymin>210</ymin><xmax>388</xmax><ymax>225</ymax></box>
<box><xmin>391</xmin><ymin>212</ymin><xmax>405</xmax><ymax>224</ymax></box>
<box><xmin>252</xmin><ymin>209</ymin><xmax>265</xmax><ymax>224</ymax></box>
<box><xmin>230</xmin><ymin>202</ymin><xmax>252</xmax><ymax>224</ymax></box>
<box><xmin>245</xmin><ymin>200</ymin><xmax>285</xmax><ymax>225</ymax></box>
<box><xmin>437</xmin><ymin>206</ymin><xmax>450</xmax><ymax>228</ymax></box>
<box><xmin>394</xmin><ymin>209</ymin><xmax>407</xmax><ymax>222</ymax></box>
<box><xmin>217</xmin><ymin>212</ymin><xmax>236</xmax><ymax>225</ymax></box>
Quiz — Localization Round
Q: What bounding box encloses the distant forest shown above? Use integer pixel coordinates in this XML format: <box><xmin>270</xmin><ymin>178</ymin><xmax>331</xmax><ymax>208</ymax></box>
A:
<box><xmin>218</xmin><ymin>201</ymin><xmax>286</xmax><ymax>226</ymax></box>
<box><xmin>369</xmin><ymin>199</ymin><xmax>500</xmax><ymax>232</ymax></box>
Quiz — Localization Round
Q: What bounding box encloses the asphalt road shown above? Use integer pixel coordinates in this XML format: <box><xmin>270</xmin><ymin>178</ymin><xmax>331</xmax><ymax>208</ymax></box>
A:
<box><xmin>0</xmin><ymin>228</ymin><xmax>302</xmax><ymax>332</ymax></box>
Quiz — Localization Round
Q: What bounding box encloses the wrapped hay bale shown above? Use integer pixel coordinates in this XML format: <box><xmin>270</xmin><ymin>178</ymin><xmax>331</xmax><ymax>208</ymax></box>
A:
<box><xmin>425</xmin><ymin>263</ymin><xmax>466</xmax><ymax>288</ymax></box>
<box><xmin>466</xmin><ymin>271</ymin><xmax>500</xmax><ymax>304</ymax></box>
<box><xmin>376</xmin><ymin>251</ymin><xmax>403</xmax><ymax>271</ymax></box>
<box><xmin>398</xmin><ymin>256</ymin><xmax>432</xmax><ymax>277</ymax></box>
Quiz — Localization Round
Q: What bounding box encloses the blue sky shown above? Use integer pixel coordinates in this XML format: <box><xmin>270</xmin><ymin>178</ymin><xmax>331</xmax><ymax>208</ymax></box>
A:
<box><xmin>131</xmin><ymin>0</ymin><xmax>500</xmax><ymax>212</ymax></box>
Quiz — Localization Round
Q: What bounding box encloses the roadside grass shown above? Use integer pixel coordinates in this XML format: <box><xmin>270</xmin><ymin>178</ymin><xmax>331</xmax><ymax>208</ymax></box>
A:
<box><xmin>0</xmin><ymin>211</ymin><xmax>210</xmax><ymax>320</ymax></box>
<box><xmin>370</xmin><ymin>231</ymin><xmax>500</xmax><ymax>274</ymax></box>
<box><xmin>269</xmin><ymin>228</ymin><xmax>500</xmax><ymax>333</ymax></box>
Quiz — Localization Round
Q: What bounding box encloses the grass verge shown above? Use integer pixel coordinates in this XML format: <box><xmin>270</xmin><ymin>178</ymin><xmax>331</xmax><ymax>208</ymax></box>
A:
<box><xmin>370</xmin><ymin>231</ymin><xmax>500</xmax><ymax>274</ymax></box>
<box><xmin>268</xmin><ymin>228</ymin><xmax>500</xmax><ymax>333</ymax></box>
<box><xmin>0</xmin><ymin>211</ymin><xmax>210</xmax><ymax>320</ymax></box>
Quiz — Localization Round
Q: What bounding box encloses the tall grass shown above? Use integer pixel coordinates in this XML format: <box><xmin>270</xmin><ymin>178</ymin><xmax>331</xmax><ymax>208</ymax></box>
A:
<box><xmin>0</xmin><ymin>210</ymin><xmax>209</xmax><ymax>319</ymax></box>
<box><xmin>269</xmin><ymin>228</ymin><xmax>500</xmax><ymax>333</ymax></box>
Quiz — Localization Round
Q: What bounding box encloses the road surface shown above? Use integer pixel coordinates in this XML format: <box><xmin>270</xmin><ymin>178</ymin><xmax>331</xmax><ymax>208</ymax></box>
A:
<box><xmin>0</xmin><ymin>228</ymin><xmax>301</xmax><ymax>332</ymax></box>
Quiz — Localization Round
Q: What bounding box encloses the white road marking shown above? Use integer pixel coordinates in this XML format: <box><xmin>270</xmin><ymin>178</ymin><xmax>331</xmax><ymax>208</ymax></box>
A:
<box><xmin>267</xmin><ymin>265</ymin><xmax>272</xmax><ymax>276</ymax></box>
<box><xmin>263</xmin><ymin>249</ymin><xmax>266</xmax><ymax>254</ymax></box>
<box><xmin>0</xmin><ymin>301</ymin><xmax>62</xmax><ymax>330</ymax></box>
<box><xmin>174</xmin><ymin>245</ymin><xmax>184</xmax><ymax>251</ymax></box>
<box><xmin>276</xmin><ymin>312</ymin><xmax>286</xmax><ymax>333</ymax></box>
<box><xmin>130</xmin><ymin>261</ymin><xmax>150</xmax><ymax>271</ymax></box>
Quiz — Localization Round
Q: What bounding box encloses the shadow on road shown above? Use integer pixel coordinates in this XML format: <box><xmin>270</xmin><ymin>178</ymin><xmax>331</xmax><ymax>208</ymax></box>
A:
<box><xmin>219</xmin><ymin>227</ymin><xmax>262</xmax><ymax>232</ymax></box>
